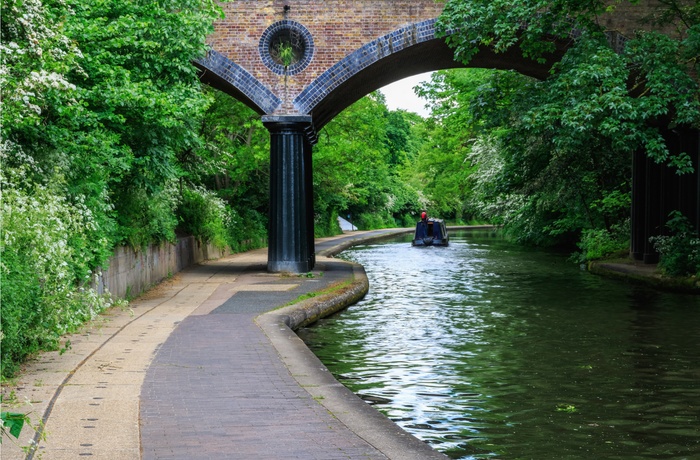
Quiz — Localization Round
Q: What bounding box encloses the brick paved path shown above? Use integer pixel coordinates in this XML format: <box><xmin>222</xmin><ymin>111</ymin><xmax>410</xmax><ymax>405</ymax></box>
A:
<box><xmin>139</xmin><ymin>259</ymin><xmax>387</xmax><ymax>459</ymax></box>
<box><xmin>3</xmin><ymin>230</ymin><xmax>448</xmax><ymax>460</ymax></box>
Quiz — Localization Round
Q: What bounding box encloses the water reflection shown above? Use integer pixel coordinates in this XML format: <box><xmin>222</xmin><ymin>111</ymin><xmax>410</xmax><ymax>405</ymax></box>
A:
<box><xmin>299</xmin><ymin>230</ymin><xmax>700</xmax><ymax>459</ymax></box>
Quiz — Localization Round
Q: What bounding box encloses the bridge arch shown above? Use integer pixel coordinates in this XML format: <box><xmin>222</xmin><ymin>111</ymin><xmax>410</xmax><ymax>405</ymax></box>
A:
<box><xmin>194</xmin><ymin>15</ymin><xmax>568</xmax><ymax>273</ymax></box>
<box><xmin>296</xmin><ymin>18</ymin><xmax>565</xmax><ymax>130</ymax></box>
<box><xmin>195</xmin><ymin>18</ymin><xmax>567</xmax><ymax>130</ymax></box>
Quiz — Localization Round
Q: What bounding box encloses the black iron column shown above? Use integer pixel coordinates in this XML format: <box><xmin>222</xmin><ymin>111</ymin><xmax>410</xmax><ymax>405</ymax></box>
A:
<box><xmin>631</xmin><ymin>149</ymin><xmax>646</xmax><ymax>260</ymax></box>
<box><xmin>263</xmin><ymin>115</ymin><xmax>315</xmax><ymax>273</ymax></box>
<box><xmin>304</xmin><ymin>134</ymin><xmax>316</xmax><ymax>268</ymax></box>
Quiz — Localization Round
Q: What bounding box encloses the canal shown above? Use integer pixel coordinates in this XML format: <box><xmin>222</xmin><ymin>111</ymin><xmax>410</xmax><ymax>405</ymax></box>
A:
<box><xmin>298</xmin><ymin>229</ymin><xmax>700</xmax><ymax>459</ymax></box>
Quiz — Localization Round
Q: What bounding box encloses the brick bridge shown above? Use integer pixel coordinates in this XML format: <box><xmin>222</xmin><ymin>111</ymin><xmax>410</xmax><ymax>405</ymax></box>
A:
<box><xmin>195</xmin><ymin>1</ymin><xmax>699</xmax><ymax>272</ymax></box>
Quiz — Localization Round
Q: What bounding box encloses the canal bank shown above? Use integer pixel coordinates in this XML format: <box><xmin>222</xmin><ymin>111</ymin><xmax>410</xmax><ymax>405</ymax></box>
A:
<box><xmin>2</xmin><ymin>228</ymin><xmax>448</xmax><ymax>460</ymax></box>
<box><xmin>588</xmin><ymin>258</ymin><xmax>700</xmax><ymax>294</ymax></box>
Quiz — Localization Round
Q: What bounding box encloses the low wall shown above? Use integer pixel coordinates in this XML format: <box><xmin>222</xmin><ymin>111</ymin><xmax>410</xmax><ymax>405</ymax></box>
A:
<box><xmin>95</xmin><ymin>237</ymin><xmax>231</xmax><ymax>299</ymax></box>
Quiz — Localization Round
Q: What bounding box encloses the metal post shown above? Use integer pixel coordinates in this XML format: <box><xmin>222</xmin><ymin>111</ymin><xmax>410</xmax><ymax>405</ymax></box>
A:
<box><xmin>263</xmin><ymin>115</ymin><xmax>315</xmax><ymax>273</ymax></box>
<box><xmin>631</xmin><ymin>149</ymin><xmax>646</xmax><ymax>260</ymax></box>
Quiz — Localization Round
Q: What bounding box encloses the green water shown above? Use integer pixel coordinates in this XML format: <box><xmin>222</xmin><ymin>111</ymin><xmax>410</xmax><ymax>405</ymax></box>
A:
<box><xmin>298</xmin><ymin>229</ymin><xmax>700</xmax><ymax>459</ymax></box>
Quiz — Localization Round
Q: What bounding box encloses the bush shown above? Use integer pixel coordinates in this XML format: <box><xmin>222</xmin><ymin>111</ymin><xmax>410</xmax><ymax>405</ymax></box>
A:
<box><xmin>1</xmin><ymin>165</ymin><xmax>118</xmax><ymax>377</ymax></box>
<box><xmin>575</xmin><ymin>219</ymin><xmax>631</xmax><ymax>263</ymax></box>
<box><xmin>226</xmin><ymin>207</ymin><xmax>267</xmax><ymax>253</ymax></box>
<box><xmin>177</xmin><ymin>186</ymin><xmax>229</xmax><ymax>249</ymax></box>
<box><xmin>355</xmin><ymin>211</ymin><xmax>395</xmax><ymax>230</ymax></box>
<box><xmin>116</xmin><ymin>182</ymin><xmax>180</xmax><ymax>248</ymax></box>
<box><xmin>651</xmin><ymin>211</ymin><xmax>700</xmax><ymax>277</ymax></box>
<box><xmin>314</xmin><ymin>209</ymin><xmax>342</xmax><ymax>237</ymax></box>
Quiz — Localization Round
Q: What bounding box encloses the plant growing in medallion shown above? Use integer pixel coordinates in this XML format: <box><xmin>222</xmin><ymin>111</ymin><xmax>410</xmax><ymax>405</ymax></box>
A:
<box><xmin>277</xmin><ymin>42</ymin><xmax>295</xmax><ymax>68</ymax></box>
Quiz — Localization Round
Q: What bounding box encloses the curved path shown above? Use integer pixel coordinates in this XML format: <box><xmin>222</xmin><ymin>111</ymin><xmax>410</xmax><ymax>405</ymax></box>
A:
<box><xmin>2</xmin><ymin>230</ymin><xmax>448</xmax><ymax>460</ymax></box>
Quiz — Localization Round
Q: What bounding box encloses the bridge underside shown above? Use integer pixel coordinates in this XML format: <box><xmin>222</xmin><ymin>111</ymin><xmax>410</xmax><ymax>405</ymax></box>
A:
<box><xmin>307</xmin><ymin>39</ymin><xmax>564</xmax><ymax>131</ymax></box>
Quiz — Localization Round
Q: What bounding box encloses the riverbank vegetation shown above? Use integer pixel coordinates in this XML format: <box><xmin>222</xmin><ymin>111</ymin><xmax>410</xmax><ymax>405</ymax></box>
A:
<box><xmin>0</xmin><ymin>0</ymin><xmax>430</xmax><ymax>377</ymax></box>
<box><xmin>436</xmin><ymin>0</ymin><xmax>700</xmax><ymax>272</ymax></box>
<box><xmin>2</xmin><ymin>0</ymin><xmax>699</xmax><ymax>377</ymax></box>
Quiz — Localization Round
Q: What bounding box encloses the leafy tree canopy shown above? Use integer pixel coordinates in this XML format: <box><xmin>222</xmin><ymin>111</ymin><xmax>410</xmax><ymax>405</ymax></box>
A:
<box><xmin>438</xmin><ymin>0</ymin><xmax>700</xmax><ymax>171</ymax></box>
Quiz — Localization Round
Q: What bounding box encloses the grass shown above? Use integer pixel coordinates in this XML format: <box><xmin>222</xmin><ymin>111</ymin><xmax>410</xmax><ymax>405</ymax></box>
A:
<box><xmin>281</xmin><ymin>280</ymin><xmax>354</xmax><ymax>308</ymax></box>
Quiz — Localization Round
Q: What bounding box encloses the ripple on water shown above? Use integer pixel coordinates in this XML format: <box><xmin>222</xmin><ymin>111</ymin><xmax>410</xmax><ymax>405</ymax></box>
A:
<box><xmin>299</xmin><ymin>230</ymin><xmax>700</xmax><ymax>459</ymax></box>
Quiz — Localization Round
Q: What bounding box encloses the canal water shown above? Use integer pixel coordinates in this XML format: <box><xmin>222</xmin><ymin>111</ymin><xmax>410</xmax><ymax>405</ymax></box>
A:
<box><xmin>298</xmin><ymin>229</ymin><xmax>700</xmax><ymax>459</ymax></box>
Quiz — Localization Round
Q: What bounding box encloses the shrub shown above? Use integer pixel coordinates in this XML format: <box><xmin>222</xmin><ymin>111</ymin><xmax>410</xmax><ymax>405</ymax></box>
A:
<box><xmin>226</xmin><ymin>207</ymin><xmax>267</xmax><ymax>253</ymax></box>
<box><xmin>576</xmin><ymin>219</ymin><xmax>631</xmax><ymax>263</ymax></box>
<box><xmin>177</xmin><ymin>186</ymin><xmax>229</xmax><ymax>249</ymax></box>
<box><xmin>314</xmin><ymin>209</ymin><xmax>343</xmax><ymax>237</ymax></box>
<box><xmin>115</xmin><ymin>182</ymin><xmax>180</xmax><ymax>248</ymax></box>
<box><xmin>650</xmin><ymin>211</ymin><xmax>700</xmax><ymax>277</ymax></box>
<box><xmin>1</xmin><ymin>164</ymin><xmax>118</xmax><ymax>377</ymax></box>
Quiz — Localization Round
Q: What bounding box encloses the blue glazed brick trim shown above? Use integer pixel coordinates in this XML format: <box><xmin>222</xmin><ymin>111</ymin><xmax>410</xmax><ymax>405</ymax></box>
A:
<box><xmin>195</xmin><ymin>49</ymin><xmax>281</xmax><ymax>114</ymax></box>
<box><xmin>294</xmin><ymin>18</ymin><xmax>438</xmax><ymax>115</ymax></box>
<box><xmin>259</xmin><ymin>20</ymin><xmax>315</xmax><ymax>76</ymax></box>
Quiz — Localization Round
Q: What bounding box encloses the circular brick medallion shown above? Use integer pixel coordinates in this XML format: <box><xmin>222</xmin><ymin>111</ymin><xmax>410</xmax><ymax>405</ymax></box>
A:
<box><xmin>259</xmin><ymin>20</ymin><xmax>314</xmax><ymax>75</ymax></box>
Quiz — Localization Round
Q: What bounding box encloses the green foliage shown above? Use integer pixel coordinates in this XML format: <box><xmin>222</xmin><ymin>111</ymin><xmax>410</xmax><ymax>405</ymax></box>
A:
<box><xmin>0</xmin><ymin>0</ymin><xmax>224</xmax><ymax>377</ymax></box>
<box><xmin>430</xmin><ymin>0</ymin><xmax>700</xmax><ymax>250</ymax></box>
<box><xmin>277</xmin><ymin>42</ymin><xmax>295</xmax><ymax>68</ymax></box>
<box><xmin>439</xmin><ymin>0</ymin><xmax>700</xmax><ymax>170</ymax></box>
<box><xmin>177</xmin><ymin>186</ymin><xmax>229</xmax><ymax>248</ymax></box>
<box><xmin>225</xmin><ymin>208</ymin><xmax>267</xmax><ymax>253</ymax></box>
<box><xmin>576</xmin><ymin>220</ymin><xmax>631</xmax><ymax>263</ymax></box>
<box><xmin>1</xmin><ymin>167</ymin><xmax>122</xmax><ymax>377</ymax></box>
<box><xmin>1</xmin><ymin>411</ymin><xmax>26</xmax><ymax>441</ymax></box>
<box><xmin>116</xmin><ymin>181</ymin><xmax>180</xmax><ymax>248</ymax></box>
<box><xmin>62</xmin><ymin>0</ymin><xmax>221</xmax><ymax>245</ymax></box>
<box><xmin>195</xmin><ymin>87</ymin><xmax>270</xmax><ymax>213</ymax></box>
<box><xmin>651</xmin><ymin>211</ymin><xmax>700</xmax><ymax>276</ymax></box>
<box><xmin>313</xmin><ymin>94</ymin><xmax>426</xmax><ymax>232</ymax></box>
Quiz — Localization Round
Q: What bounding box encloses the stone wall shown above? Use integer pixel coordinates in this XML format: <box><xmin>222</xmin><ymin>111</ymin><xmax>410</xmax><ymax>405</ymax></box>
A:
<box><xmin>95</xmin><ymin>237</ymin><xmax>231</xmax><ymax>299</ymax></box>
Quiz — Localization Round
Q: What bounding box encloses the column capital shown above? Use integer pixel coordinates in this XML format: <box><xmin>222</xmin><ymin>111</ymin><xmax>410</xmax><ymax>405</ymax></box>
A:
<box><xmin>262</xmin><ymin>115</ymin><xmax>317</xmax><ymax>145</ymax></box>
<box><xmin>261</xmin><ymin>115</ymin><xmax>312</xmax><ymax>126</ymax></box>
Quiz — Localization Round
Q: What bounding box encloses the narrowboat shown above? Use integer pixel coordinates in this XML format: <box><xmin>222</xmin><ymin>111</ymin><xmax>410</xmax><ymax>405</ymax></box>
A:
<box><xmin>412</xmin><ymin>218</ymin><xmax>449</xmax><ymax>246</ymax></box>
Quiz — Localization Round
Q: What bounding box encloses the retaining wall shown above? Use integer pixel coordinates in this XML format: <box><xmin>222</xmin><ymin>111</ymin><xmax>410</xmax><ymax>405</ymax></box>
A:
<box><xmin>95</xmin><ymin>237</ymin><xmax>231</xmax><ymax>299</ymax></box>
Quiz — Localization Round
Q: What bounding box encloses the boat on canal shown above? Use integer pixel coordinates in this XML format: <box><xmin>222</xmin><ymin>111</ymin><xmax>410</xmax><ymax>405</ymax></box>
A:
<box><xmin>412</xmin><ymin>217</ymin><xmax>449</xmax><ymax>246</ymax></box>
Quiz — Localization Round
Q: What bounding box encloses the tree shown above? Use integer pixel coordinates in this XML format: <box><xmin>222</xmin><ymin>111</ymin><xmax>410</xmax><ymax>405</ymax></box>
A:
<box><xmin>0</xmin><ymin>0</ymin><xmax>224</xmax><ymax>376</ymax></box>
<box><xmin>313</xmin><ymin>94</ymin><xmax>425</xmax><ymax>232</ymax></box>
<box><xmin>434</xmin><ymin>0</ymin><xmax>700</xmax><ymax>251</ymax></box>
<box><xmin>438</xmin><ymin>0</ymin><xmax>700</xmax><ymax>171</ymax></box>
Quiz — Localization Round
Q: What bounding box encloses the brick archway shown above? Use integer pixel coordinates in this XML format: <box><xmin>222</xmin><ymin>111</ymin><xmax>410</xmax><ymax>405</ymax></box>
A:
<box><xmin>296</xmin><ymin>18</ymin><xmax>566</xmax><ymax>130</ymax></box>
<box><xmin>195</xmin><ymin>17</ymin><xmax>565</xmax><ymax>130</ymax></box>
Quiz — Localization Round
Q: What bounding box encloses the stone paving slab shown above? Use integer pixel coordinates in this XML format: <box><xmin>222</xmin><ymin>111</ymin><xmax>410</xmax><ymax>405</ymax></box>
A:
<box><xmin>1</xmin><ymin>229</ymin><xmax>449</xmax><ymax>460</ymax></box>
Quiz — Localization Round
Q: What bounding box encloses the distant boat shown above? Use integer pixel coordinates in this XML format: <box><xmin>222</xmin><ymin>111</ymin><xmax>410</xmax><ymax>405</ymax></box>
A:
<box><xmin>412</xmin><ymin>218</ymin><xmax>449</xmax><ymax>246</ymax></box>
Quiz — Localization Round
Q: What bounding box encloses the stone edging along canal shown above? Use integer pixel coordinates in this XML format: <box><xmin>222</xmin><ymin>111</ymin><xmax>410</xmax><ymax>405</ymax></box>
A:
<box><xmin>258</xmin><ymin>224</ymin><xmax>700</xmax><ymax>459</ymax></box>
<box><xmin>256</xmin><ymin>227</ymin><xmax>449</xmax><ymax>459</ymax></box>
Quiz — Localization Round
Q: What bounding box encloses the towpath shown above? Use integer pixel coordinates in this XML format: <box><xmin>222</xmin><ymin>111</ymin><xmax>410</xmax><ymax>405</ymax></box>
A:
<box><xmin>2</xmin><ymin>230</ymin><xmax>447</xmax><ymax>460</ymax></box>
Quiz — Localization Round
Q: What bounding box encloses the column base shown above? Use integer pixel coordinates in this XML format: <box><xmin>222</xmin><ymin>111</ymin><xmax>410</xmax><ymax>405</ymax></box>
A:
<box><xmin>268</xmin><ymin>260</ymin><xmax>312</xmax><ymax>274</ymax></box>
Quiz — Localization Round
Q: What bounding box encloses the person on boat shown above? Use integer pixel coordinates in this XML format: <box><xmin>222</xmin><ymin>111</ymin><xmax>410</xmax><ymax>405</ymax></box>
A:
<box><xmin>421</xmin><ymin>211</ymin><xmax>427</xmax><ymax>222</ymax></box>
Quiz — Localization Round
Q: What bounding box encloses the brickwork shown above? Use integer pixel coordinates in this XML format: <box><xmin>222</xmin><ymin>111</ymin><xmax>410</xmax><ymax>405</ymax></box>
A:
<box><xmin>201</xmin><ymin>0</ymin><xmax>682</xmax><ymax>121</ymax></box>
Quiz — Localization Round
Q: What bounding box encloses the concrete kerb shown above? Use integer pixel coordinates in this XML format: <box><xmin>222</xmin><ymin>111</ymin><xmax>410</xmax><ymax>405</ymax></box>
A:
<box><xmin>256</xmin><ymin>229</ymin><xmax>449</xmax><ymax>460</ymax></box>
<box><xmin>256</xmin><ymin>260</ymin><xmax>448</xmax><ymax>460</ymax></box>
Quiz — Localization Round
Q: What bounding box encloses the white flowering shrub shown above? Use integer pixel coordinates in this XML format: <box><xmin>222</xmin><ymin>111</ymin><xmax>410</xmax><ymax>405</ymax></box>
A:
<box><xmin>1</xmin><ymin>161</ymin><xmax>117</xmax><ymax>377</ymax></box>
<box><xmin>651</xmin><ymin>211</ymin><xmax>700</xmax><ymax>277</ymax></box>
<box><xmin>1</xmin><ymin>0</ymin><xmax>80</xmax><ymax>128</ymax></box>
